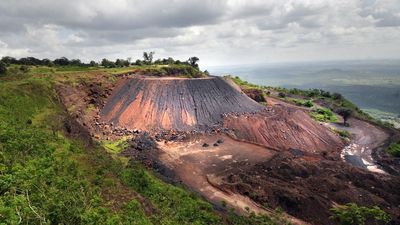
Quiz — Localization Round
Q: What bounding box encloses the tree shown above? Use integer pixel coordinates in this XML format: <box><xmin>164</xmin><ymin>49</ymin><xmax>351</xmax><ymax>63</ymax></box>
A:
<box><xmin>89</xmin><ymin>61</ymin><xmax>98</xmax><ymax>67</ymax></box>
<box><xmin>70</xmin><ymin>59</ymin><xmax>82</xmax><ymax>66</ymax></box>
<box><xmin>115</xmin><ymin>59</ymin><xmax>123</xmax><ymax>67</ymax></box>
<box><xmin>337</xmin><ymin>108</ymin><xmax>353</xmax><ymax>126</ymax></box>
<box><xmin>332</xmin><ymin>92</ymin><xmax>343</xmax><ymax>101</ymax></box>
<box><xmin>18</xmin><ymin>57</ymin><xmax>41</xmax><ymax>65</ymax></box>
<box><xmin>1</xmin><ymin>56</ymin><xmax>17</xmax><ymax>65</ymax></box>
<box><xmin>0</xmin><ymin>61</ymin><xmax>7</xmax><ymax>75</ymax></box>
<box><xmin>41</xmin><ymin>58</ymin><xmax>54</xmax><ymax>67</ymax></box>
<box><xmin>53</xmin><ymin>57</ymin><xmax>70</xmax><ymax>66</ymax></box>
<box><xmin>134</xmin><ymin>59</ymin><xmax>143</xmax><ymax>66</ymax></box>
<box><xmin>101</xmin><ymin>58</ymin><xmax>115</xmax><ymax>68</ymax></box>
<box><xmin>188</xmin><ymin>57</ymin><xmax>199</xmax><ymax>68</ymax></box>
<box><xmin>143</xmin><ymin>51</ymin><xmax>155</xmax><ymax>64</ymax></box>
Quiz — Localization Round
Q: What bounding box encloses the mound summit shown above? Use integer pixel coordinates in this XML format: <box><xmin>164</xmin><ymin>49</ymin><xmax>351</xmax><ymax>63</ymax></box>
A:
<box><xmin>101</xmin><ymin>76</ymin><xmax>263</xmax><ymax>131</ymax></box>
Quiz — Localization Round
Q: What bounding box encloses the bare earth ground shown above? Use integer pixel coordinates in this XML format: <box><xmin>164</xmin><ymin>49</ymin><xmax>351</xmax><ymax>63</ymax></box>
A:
<box><xmin>155</xmin><ymin>134</ymin><xmax>307</xmax><ymax>224</ymax></box>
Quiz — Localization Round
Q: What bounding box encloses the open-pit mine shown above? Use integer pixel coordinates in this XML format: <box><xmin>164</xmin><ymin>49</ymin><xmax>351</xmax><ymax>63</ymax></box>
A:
<box><xmin>59</xmin><ymin>72</ymin><xmax>400</xmax><ymax>225</ymax></box>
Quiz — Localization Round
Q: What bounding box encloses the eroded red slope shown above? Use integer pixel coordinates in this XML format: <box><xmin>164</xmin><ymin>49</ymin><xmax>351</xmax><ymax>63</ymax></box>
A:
<box><xmin>223</xmin><ymin>104</ymin><xmax>345</xmax><ymax>153</ymax></box>
<box><xmin>101</xmin><ymin>76</ymin><xmax>263</xmax><ymax>131</ymax></box>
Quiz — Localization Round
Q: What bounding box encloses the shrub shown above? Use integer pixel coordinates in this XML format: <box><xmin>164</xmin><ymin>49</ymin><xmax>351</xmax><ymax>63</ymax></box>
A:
<box><xmin>386</xmin><ymin>142</ymin><xmax>400</xmax><ymax>157</ymax></box>
<box><xmin>19</xmin><ymin>65</ymin><xmax>30</xmax><ymax>73</ymax></box>
<box><xmin>304</xmin><ymin>100</ymin><xmax>314</xmax><ymax>107</ymax></box>
<box><xmin>310</xmin><ymin>108</ymin><xmax>337</xmax><ymax>122</ymax></box>
<box><xmin>278</xmin><ymin>92</ymin><xmax>286</xmax><ymax>98</ymax></box>
<box><xmin>330</xmin><ymin>203</ymin><xmax>390</xmax><ymax>225</ymax></box>
<box><xmin>333</xmin><ymin>129</ymin><xmax>350</xmax><ymax>138</ymax></box>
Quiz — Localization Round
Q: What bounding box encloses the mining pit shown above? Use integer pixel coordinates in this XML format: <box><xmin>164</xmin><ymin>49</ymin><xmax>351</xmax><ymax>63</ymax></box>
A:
<box><xmin>58</xmin><ymin>73</ymin><xmax>400</xmax><ymax>225</ymax></box>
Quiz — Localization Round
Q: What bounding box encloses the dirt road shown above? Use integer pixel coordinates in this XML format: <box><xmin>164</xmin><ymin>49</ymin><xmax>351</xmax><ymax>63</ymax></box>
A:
<box><xmin>329</xmin><ymin>118</ymin><xmax>390</xmax><ymax>173</ymax></box>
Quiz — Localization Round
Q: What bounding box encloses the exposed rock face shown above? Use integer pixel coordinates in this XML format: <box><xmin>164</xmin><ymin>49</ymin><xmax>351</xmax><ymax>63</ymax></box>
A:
<box><xmin>101</xmin><ymin>76</ymin><xmax>263</xmax><ymax>131</ymax></box>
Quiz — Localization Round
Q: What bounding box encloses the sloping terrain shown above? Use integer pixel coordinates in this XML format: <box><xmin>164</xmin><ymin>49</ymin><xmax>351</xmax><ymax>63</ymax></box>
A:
<box><xmin>219</xmin><ymin>150</ymin><xmax>400</xmax><ymax>225</ymax></box>
<box><xmin>223</xmin><ymin>104</ymin><xmax>345</xmax><ymax>153</ymax></box>
<box><xmin>101</xmin><ymin>76</ymin><xmax>263</xmax><ymax>131</ymax></box>
<box><xmin>56</xmin><ymin>70</ymin><xmax>399</xmax><ymax>225</ymax></box>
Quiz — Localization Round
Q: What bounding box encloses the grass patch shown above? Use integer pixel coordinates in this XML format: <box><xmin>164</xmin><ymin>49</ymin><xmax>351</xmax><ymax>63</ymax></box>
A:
<box><xmin>331</xmin><ymin>128</ymin><xmax>350</xmax><ymax>138</ymax></box>
<box><xmin>121</xmin><ymin>161</ymin><xmax>222</xmax><ymax>224</ymax></box>
<box><xmin>286</xmin><ymin>98</ymin><xmax>314</xmax><ymax>107</ymax></box>
<box><xmin>309</xmin><ymin>108</ymin><xmax>337</xmax><ymax>123</ymax></box>
<box><xmin>227</xmin><ymin>75</ymin><xmax>262</xmax><ymax>89</ymax></box>
<box><xmin>102</xmin><ymin>137</ymin><xmax>129</xmax><ymax>154</ymax></box>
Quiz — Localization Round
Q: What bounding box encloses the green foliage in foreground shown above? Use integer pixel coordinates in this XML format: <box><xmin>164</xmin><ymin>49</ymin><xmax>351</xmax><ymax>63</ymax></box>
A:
<box><xmin>0</xmin><ymin>78</ymin><xmax>129</xmax><ymax>224</ymax></box>
<box><xmin>309</xmin><ymin>108</ymin><xmax>337</xmax><ymax>123</ymax></box>
<box><xmin>121</xmin><ymin>161</ymin><xmax>287</xmax><ymax>225</ymax></box>
<box><xmin>330</xmin><ymin>203</ymin><xmax>390</xmax><ymax>225</ymax></box>
<box><xmin>0</xmin><ymin>71</ymin><xmax>286</xmax><ymax>224</ymax></box>
<box><xmin>386</xmin><ymin>142</ymin><xmax>400</xmax><ymax>157</ymax></box>
<box><xmin>121</xmin><ymin>161</ymin><xmax>222</xmax><ymax>224</ymax></box>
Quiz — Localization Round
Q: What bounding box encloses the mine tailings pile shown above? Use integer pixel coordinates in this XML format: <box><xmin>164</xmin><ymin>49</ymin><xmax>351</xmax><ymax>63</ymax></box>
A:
<box><xmin>101</xmin><ymin>76</ymin><xmax>262</xmax><ymax>131</ymax></box>
<box><xmin>101</xmin><ymin>76</ymin><xmax>344</xmax><ymax>153</ymax></box>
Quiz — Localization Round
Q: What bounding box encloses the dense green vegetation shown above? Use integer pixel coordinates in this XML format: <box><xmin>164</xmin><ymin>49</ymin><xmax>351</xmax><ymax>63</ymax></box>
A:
<box><xmin>386</xmin><ymin>142</ymin><xmax>400</xmax><ymax>157</ymax></box>
<box><xmin>0</xmin><ymin>52</ymin><xmax>201</xmax><ymax>70</ymax></box>
<box><xmin>330</xmin><ymin>203</ymin><xmax>390</xmax><ymax>225</ymax></box>
<box><xmin>1</xmin><ymin>52</ymin><xmax>207</xmax><ymax>79</ymax></box>
<box><xmin>0</xmin><ymin>66</ymin><xmax>286</xmax><ymax>224</ymax></box>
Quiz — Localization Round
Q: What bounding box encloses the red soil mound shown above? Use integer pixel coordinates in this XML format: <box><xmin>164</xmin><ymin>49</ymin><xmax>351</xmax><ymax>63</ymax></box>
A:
<box><xmin>223</xmin><ymin>104</ymin><xmax>345</xmax><ymax>153</ymax></box>
<box><xmin>101</xmin><ymin>76</ymin><xmax>263</xmax><ymax>131</ymax></box>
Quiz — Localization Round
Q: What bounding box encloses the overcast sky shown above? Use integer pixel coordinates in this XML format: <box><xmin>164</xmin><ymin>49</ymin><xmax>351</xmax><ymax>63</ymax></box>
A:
<box><xmin>0</xmin><ymin>0</ymin><xmax>400</xmax><ymax>66</ymax></box>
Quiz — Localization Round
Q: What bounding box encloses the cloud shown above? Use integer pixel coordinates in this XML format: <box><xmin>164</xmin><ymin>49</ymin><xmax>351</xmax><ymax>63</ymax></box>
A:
<box><xmin>0</xmin><ymin>0</ymin><xmax>399</xmax><ymax>65</ymax></box>
<box><xmin>359</xmin><ymin>0</ymin><xmax>400</xmax><ymax>27</ymax></box>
